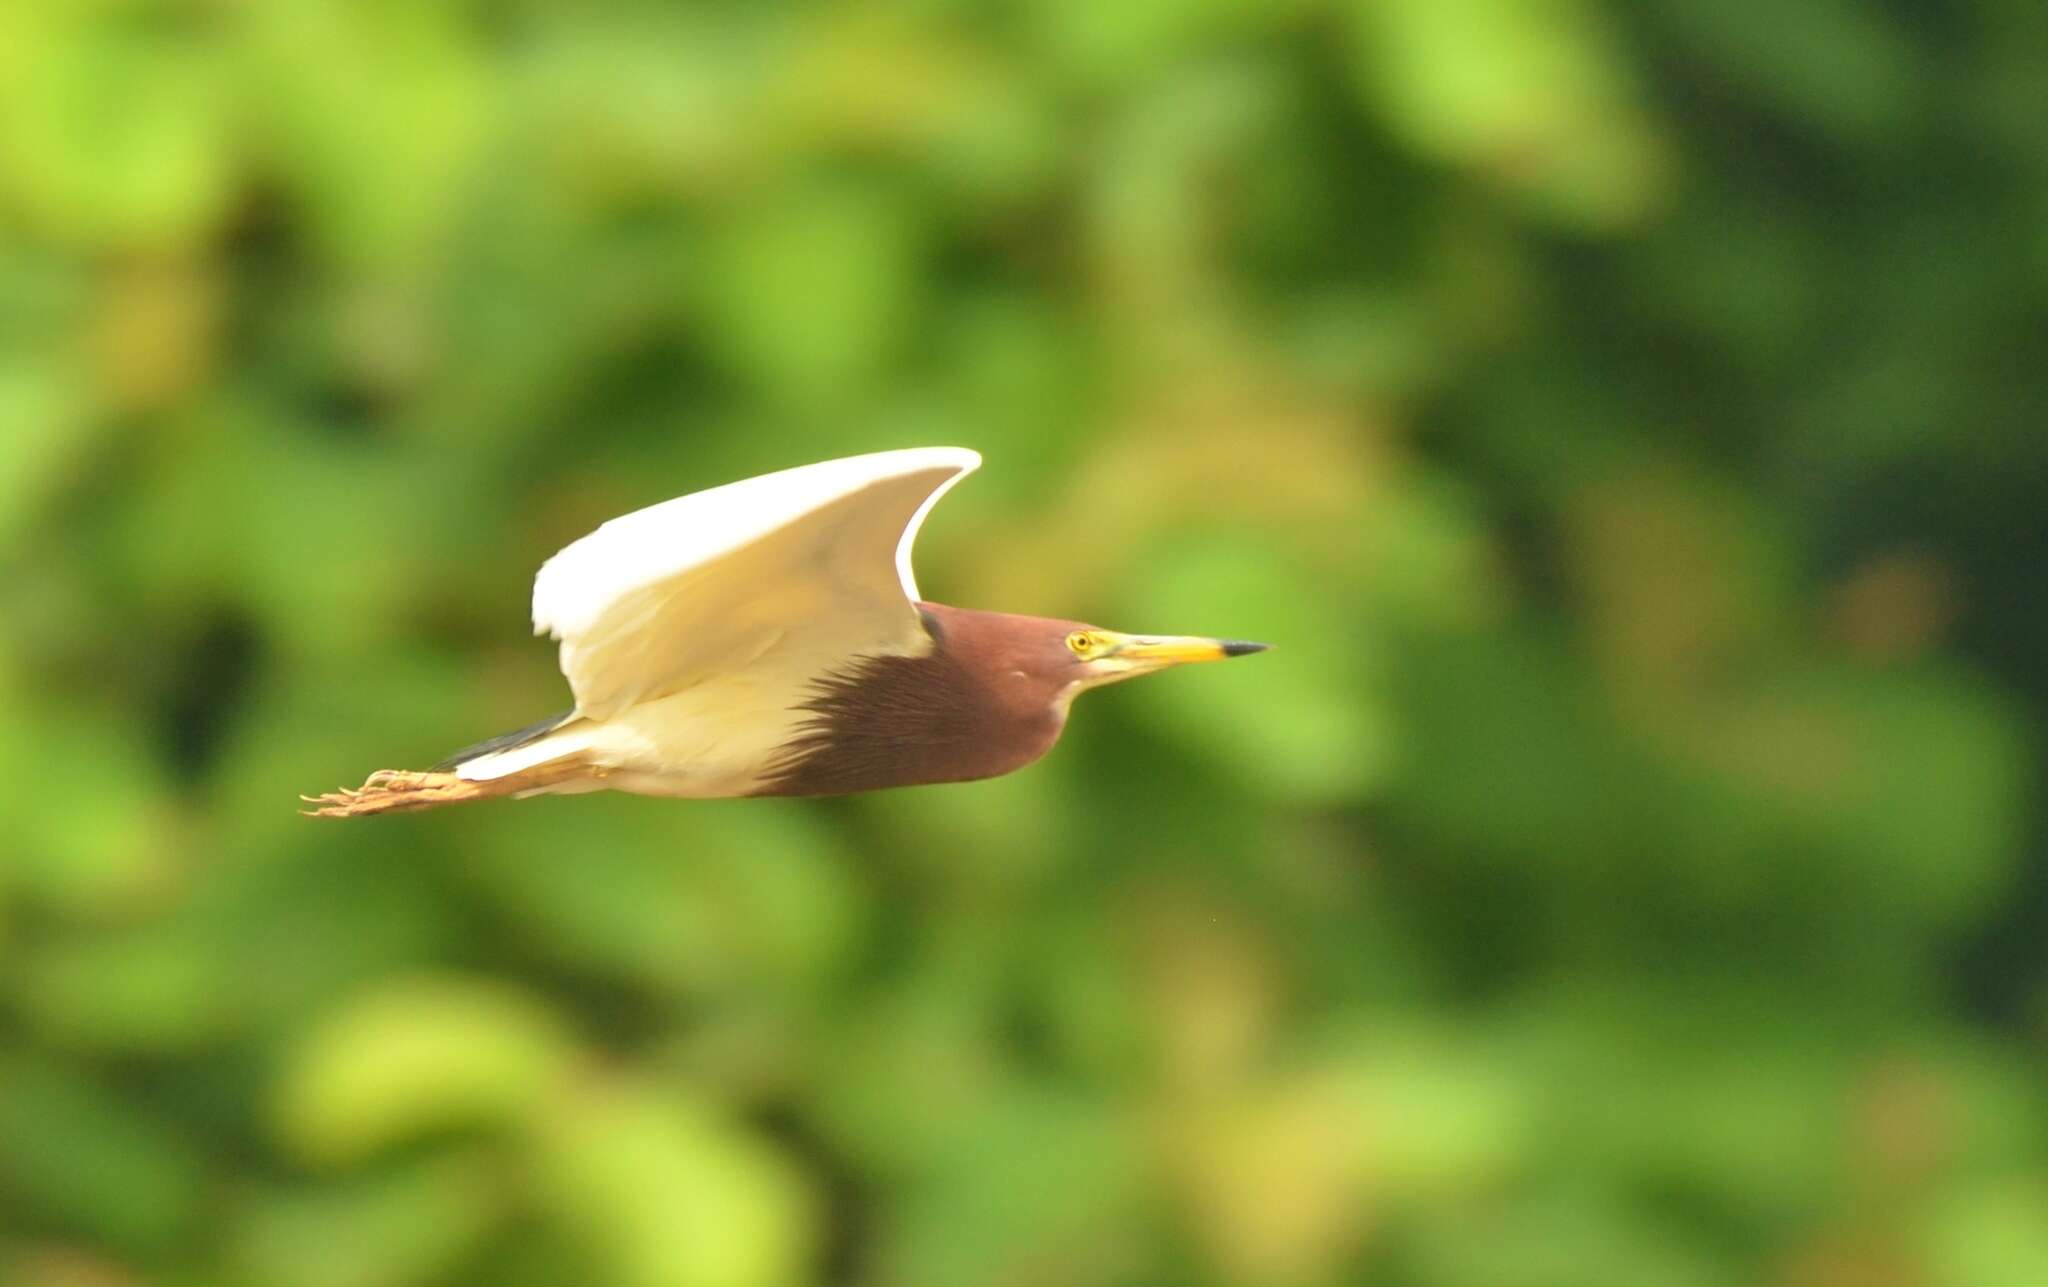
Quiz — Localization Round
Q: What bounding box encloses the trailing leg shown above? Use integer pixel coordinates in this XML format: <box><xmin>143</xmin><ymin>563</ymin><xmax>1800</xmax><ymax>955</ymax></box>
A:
<box><xmin>301</xmin><ymin>768</ymin><xmax>537</xmax><ymax>818</ymax></box>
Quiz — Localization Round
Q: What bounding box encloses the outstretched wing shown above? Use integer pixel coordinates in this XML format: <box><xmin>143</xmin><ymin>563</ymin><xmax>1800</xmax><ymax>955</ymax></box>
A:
<box><xmin>531</xmin><ymin>447</ymin><xmax>980</xmax><ymax>721</ymax></box>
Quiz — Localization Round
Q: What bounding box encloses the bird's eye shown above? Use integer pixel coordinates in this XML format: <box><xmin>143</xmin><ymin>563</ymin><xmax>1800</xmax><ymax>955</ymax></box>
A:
<box><xmin>1067</xmin><ymin>631</ymin><xmax>1093</xmax><ymax>656</ymax></box>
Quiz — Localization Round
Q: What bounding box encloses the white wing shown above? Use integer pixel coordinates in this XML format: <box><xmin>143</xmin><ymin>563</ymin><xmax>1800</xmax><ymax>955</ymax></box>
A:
<box><xmin>531</xmin><ymin>447</ymin><xmax>980</xmax><ymax>721</ymax></box>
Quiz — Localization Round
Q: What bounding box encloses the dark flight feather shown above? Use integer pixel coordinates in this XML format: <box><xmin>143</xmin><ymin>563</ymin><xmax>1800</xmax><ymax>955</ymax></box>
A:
<box><xmin>432</xmin><ymin>709</ymin><xmax>574</xmax><ymax>772</ymax></box>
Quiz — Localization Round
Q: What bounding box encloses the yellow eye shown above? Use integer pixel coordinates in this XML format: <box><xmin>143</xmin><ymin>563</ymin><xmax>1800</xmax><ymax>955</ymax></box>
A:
<box><xmin>1067</xmin><ymin>631</ymin><xmax>1094</xmax><ymax>656</ymax></box>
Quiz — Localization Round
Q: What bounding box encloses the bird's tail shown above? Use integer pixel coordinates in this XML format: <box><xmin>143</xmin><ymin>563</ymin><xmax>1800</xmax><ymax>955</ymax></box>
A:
<box><xmin>300</xmin><ymin>766</ymin><xmax>565</xmax><ymax>819</ymax></box>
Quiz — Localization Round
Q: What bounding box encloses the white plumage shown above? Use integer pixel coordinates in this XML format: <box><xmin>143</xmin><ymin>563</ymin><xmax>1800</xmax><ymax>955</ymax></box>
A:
<box><xmin>457</xmin><ymin>447</ymin><xmax>980</xmax><ymax>795</ymax></box>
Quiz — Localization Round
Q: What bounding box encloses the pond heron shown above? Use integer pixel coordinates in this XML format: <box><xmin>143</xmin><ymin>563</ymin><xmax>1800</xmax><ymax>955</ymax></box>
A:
<box><xmin>303</xmin><ymin>448</ymin><xmax>1266</xmax><ymax>817</ymax></box>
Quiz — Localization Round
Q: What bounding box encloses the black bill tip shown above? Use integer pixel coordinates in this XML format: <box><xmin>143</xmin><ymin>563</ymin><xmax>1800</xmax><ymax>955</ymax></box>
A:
<box><xmin>1221</xmin><ymin>640</ymin><xmax>1271</xmax><ymax>657</ymax></box>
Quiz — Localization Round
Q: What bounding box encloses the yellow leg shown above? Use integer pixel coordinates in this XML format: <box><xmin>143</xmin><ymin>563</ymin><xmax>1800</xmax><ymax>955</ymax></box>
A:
<box><xmin>300</xmin><ymin>760</ymin><xmax>591</xmax><ymax>819</ymax></box>
<box><xmin>300</xmin><ymin>769</ymin><xmax>497</xmax><ymax>819</ymax></box>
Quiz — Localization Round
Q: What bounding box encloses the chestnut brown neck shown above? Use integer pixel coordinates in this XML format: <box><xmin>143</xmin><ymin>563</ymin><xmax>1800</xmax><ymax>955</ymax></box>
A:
<box><xmin>753</xmin><ymin>603</ymin><xmax>1073</xmax><ymax>796</ymax></box>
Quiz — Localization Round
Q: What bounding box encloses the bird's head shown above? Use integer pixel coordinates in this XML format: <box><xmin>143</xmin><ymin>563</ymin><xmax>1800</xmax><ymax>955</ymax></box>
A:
<box><xmin>921</xmin><ymin>605</ymin><xmax>1268</xmax><ymax>718</ymax></box>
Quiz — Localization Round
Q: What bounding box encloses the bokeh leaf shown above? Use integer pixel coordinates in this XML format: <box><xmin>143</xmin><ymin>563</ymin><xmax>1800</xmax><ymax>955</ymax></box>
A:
<box><xmin>0</xmin><ymin>1054</ymin><xmax>204</xmax><ymax>1256</ymax></box>
<box><xmin>272</xmin><ymin>977</ymin><xmax>578</xmax><ymax>1168</ymax></box>
<box><xmin>233</xmin><ymin>1153</ymin><xmax>503</xmax><ymax>1287</ymax></box>
<box><xmin>531</xmin><ymin>1080</ymin><xmax>815</xmax><ymax>1287</ymax></box>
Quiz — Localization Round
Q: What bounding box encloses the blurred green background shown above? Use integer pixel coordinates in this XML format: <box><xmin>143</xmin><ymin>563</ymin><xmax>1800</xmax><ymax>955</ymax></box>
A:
<box><xmin>4</xmin><ymin>1</ymin><xmax>2046</xmax><ymax>1284</ymax></box>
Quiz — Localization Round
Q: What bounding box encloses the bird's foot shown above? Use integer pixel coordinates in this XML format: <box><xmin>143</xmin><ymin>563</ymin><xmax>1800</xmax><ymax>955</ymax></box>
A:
<box><xmin>300</xmin><ymin>769</ymin><xmax>486</xmax><ymax>819</ymax></box>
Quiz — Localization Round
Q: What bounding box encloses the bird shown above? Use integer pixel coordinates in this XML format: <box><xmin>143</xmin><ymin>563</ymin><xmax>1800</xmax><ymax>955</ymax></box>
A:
<box><xmin>302</xmin><ymin>448</ymin><xmax>1267</xmax><ymax>817</ymax></box>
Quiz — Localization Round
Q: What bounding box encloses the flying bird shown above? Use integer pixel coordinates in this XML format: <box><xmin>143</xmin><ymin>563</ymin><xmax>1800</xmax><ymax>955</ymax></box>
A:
<box><xmin>303</xmin><ymin>448</ymin><xmax>1266</xmax><ymax>817</ymax></box>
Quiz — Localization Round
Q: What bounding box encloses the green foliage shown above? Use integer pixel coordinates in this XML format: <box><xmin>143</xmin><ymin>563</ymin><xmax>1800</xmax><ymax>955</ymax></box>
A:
<box><xmin>2</xmin><ymin>0</ymin><xmax>2043</xmax><ymax>1283</ymax></box>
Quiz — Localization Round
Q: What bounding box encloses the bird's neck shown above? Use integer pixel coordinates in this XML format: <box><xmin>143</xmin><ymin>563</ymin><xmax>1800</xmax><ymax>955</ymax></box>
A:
<box><xmin>753</xmin><ymin>610</ymin><xmax>1064</xmax><ymax>797</ymax></box>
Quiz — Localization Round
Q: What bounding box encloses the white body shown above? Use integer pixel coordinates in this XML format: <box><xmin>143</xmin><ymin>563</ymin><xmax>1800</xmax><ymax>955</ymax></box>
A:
<box><xmin>456</xmin><ymin>447</ymin><xmax>981</xmax><ymax>797</ymax></box>
<box><xmin>475</xmin><ymin>677</ymin><xmax>804</xmax><ymax>798</ymax></box>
